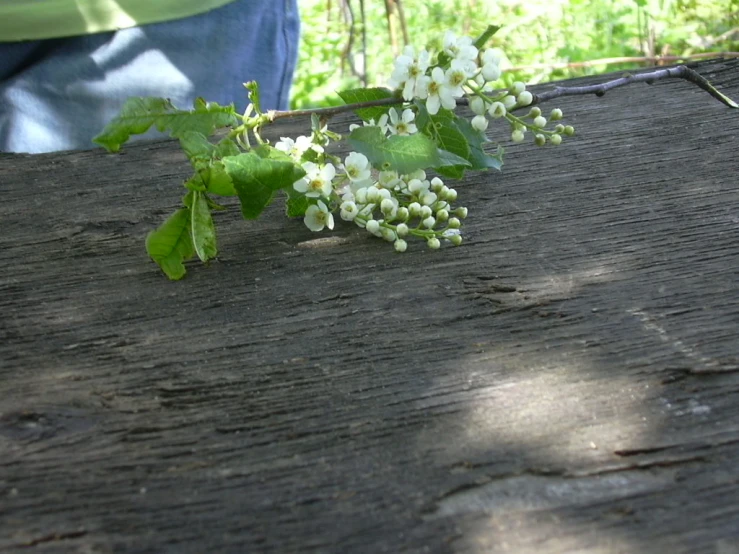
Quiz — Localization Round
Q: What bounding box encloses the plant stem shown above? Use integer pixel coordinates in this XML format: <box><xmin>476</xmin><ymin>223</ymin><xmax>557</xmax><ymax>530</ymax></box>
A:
<box><xmin>267</xmin><ymin>64</ymin><xmax>737</xmax><ymax>126</ymax></box>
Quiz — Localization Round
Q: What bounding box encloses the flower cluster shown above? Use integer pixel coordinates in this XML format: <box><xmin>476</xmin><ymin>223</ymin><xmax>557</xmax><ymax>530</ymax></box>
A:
<box><xmin>338</xmin><ymin>167</ymin><xmax>467</xmax><ymax>252</ymax></box>
<box><xmin>388</xmin><ymin>31</ymin><xmax>573</xmax><ymax>146</ymax></box>
<box><xmin>274</xmin><ymin>29</ymin><xmax>574</xmax><ymax>251</ymax></box>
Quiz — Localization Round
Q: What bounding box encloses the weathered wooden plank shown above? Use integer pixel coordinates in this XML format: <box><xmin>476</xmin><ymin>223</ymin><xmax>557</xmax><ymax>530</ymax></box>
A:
<box><xmin>1</xmin><ymin>59</ymin><xmax>738</xmax><ymax>553</ymax></box>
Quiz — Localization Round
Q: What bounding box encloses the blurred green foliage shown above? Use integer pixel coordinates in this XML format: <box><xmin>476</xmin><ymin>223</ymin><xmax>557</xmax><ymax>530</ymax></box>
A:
<box><xmin>291</xmin><ymin>0</ymin><xmax>738</xmax><ymax>108</ymax></box>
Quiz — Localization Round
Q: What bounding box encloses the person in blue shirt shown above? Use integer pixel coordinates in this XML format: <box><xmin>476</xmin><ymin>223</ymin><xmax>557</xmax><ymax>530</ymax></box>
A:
<box><xmin>0</xmin><ymin>0</ymin><xmax>300</xmax><ymax>153</ymax></box>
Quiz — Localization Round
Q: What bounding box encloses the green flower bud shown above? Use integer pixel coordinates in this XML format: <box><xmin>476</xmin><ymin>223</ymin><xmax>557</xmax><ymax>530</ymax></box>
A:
<box><xmin>550</xmin><ymin>133</ymin><xmax>562</xmax><ymax>145</ymax></box>
<box><xmin>534</xmin><ymin>134</ymin><xmax>546</xmax><ymax>146</ymax></box>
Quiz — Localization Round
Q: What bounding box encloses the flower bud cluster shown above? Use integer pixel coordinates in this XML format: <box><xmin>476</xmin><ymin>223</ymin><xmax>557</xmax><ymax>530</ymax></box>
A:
<box><xmin>339</xmin><ymin>168</ymin><xmax>465</xmax><ymax>251</ymax></box>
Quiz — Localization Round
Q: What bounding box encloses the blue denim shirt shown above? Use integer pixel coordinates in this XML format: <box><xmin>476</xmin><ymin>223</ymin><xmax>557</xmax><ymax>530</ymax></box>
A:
<box><xmin>0</xmin><ymin>0</ymin><xmax>299</xmax><ymax>153</ymax></box>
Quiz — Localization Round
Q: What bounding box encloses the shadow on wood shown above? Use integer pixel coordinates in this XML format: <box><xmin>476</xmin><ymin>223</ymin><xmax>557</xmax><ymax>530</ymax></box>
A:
<box><xmin>1</xmin><ymin>60</ymin><xmax>738</xmax><ymax>553</ymax></box>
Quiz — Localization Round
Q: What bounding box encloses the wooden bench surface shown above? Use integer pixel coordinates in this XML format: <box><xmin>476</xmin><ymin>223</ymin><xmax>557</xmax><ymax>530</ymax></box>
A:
<box><xmin>1</xmin><ymin>60</ymin><xmax>738</xmax><ymax>553</ymax></box>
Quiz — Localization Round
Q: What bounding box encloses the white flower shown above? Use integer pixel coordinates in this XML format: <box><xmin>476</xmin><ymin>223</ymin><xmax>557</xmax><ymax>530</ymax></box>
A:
<box><xmin>471</xmin><ymin>115</ymin><xmax>488</xmax><ymax>132</ymax></box>
<box><xmin>480</xmin><ymin>49</ymin><xmax>502</xmax><ymax>82</ymax></box>
<box><xmin>481</xmin><ymin>62</ymin><xmax>501</xmax><ymax>82</ymax></box>
<box><xmin>421</xmin><ymin>191</ymin><xmax>438</xmax><ymax>206</ymax></box>
<box><xmin>304</xmin><ymin>200</ymin><xmax>334</xmax><ymax>232</ymax></box>
<box><xmin>481</xmin><ymin>48</ymin><xmax>502</xmax><ymax>66</ymax></box>
<box><xmin>388</xmin><ymin>45</ymin><xmax>431</xmax><ymax>101</ymax></box>
<box><xmin>417</xmin><ymin>67</ymin><xmax>456</xmax><ymax>115</ymax></box>
<box><xmin>378</xmin><ymin>170</ymin><xmax>402</xmax><ymax>189</ymax></box>
<box><xmin>442</xmin><ymin>31</ymin><xmax>478</xmax><ymax>63</ymax></box>
<box><xmin>275</xmin><ymin>135</ymin><xmax>322</xmax><ymax>160</ymax></box>
<box><xmin>502</xmin><ymin>95</ymin><xmax>517</xmax><ymax>109</ymax></box>
<box><xmin>517</xmin><ymin>90</ymin><xmax>533</xmax><ymax>107</ymax></box>
<box><xmin>294</xmin><ymin>162</ymin><xmax>336</xmax><ymax>198</ymax></box>
<box><xmin>365</xmin><ymin>219</ymin><xmax>381</xmax><ymax>236</ymax></box>
<box><xmin>469</xmin><ymin>96</ymin><xmax>485</xmax><ymax>116</ymax></box>
<box><xmin>340</xmin><ymin>200</ymin><xmax>359</xmax><ymax>221</ymax></box>
<box><xmin>488</xmin><ymin>101</ymin><xmax>506</xmax><ymax>118</ymax></box>
<box><xmin>380</xmin><ymin>197</ymin><xmax>399</xmax><ymax>219</ymax></box>
<box><xmin>446</xmin><ymin>59</ymin><xmax>474</xmax><ymax>95</ymax></box>
<box><xmin>394</xmin><ymin>239</ymin><xmax>408</xmax><ymax>252</ymax></box>
<box><xmin>343</xmin><ymin>152</ymin><xmax>371</xmax><ymax>183</ymax></box>
<box><xmin>407</xmin><ymin>178</ymin><xmax>429</xmax><ymax>196</ymax></box>
<box><xmin>350</xmin><ymin>114</ymin><xmax>390</xmax><ymax>135</ymax></box>
<box><xmin>387</xmin><ymin>108</ymin><xmax>418</xmax><ymax>136</ymax></box>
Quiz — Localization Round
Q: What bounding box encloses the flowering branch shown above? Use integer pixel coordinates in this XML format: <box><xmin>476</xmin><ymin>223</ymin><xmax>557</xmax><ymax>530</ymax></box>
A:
<box><xmin>270</xmin><ymin>64</ymin><xmax>737</xmax><ymax>128</ymax></box>
<box><xmin>92</xmin><ymin>25</ymin><xmax>738</xmax><ymax>280</ymax></box>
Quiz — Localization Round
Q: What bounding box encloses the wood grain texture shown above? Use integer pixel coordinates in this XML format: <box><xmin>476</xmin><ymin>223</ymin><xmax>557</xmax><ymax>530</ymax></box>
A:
<box><xmin>1</xmin><ymin>59</ymin><xmax>738</xmax><ymax>554</ymax></box>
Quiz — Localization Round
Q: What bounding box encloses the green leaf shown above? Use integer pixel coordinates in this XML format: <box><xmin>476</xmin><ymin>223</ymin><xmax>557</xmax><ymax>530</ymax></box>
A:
<box><xmin>93</xmin><ymin>97</ymin><xmax>239</xmax><ymax>152</ymax></box>
<box><xmin>473</xmin><ymin>25</ymin><xmax>501</xmax><ymax>50</ymax></box>
<box><xmin>433</xmin><ymin>121</ymin><xmax>471</xmax><ymax>162</ymax></box>
<box><xmin>215</xmin><ymin>138</ymin><xmax>241</xmax><ymax>158</ymax></box>
<box><xmin>338</xmin><ymin>87</ymin><xmax>396</xmax><ymax>122</ymax></box>
<box><xmin>252</xmin><ymin>144</ymin><xmax>295</xmax><ymax>162</ymax></box>
<box><xmin>285</xmin><ymin>187</ymin><xmax>310</xmax><ymax>218</ymax></box>
<box><xmin>145</xmin><ymin>208</ymin><xmax>195</xmax><ymax>280</ymax></box>
<box><xmin>205</xmin><ymin>163</ymin><xmax>237</xmax><ymax>196</ymax></box>
<box><xmin>456</xmin><ymin>117</ymin><xmax>504</xmax><ymax>171</ymax></box>
<box><xmin>223</xmin><ymin>153</ymin><xmax>306</xmax><ymax>219</ymax></box>
<box><xmin>435</xmin><ymin>149</ymin><xmax>471</xmax><ymax>179</ymax></box>
<box><xmin>348</xmin><ymin>126</ymin><xmax>441</xmax><ymax>174</ymax></box>
<box><xmin>179</xmin><ymin>131</ymin><xmax>216</xmax><ymax>169</ymax></box>
<box><xmin>191</xmin><ymin>192</ymin><xmax>218</xmax><ymax>262</ymax></box>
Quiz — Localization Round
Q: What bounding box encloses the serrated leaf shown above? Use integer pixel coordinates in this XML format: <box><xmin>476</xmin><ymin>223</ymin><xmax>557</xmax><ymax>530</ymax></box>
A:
<box><xmin>338</xmin><ymin>87</ymin><xmax>396</xmax><ymax>122</ymax></box>
<box><xmin>434</xmin><ymin>148</ymin><xmax>471</xmax><ymax>179</ymax></box>
<box><xmin>284</xmin><ymin>187</ymin><xmax>310</xmax><ymax>218</ymax></box>
<box><xmin>215</xmin><ymin>138</ymin><xmax>241</xmax><ymax>158</ymax></box>
<box><xmin>179</xmin><ymin>131</ymin><xmax>216</xmax><ymax>169</ymax></box>
<box><xmin>253</xmin><ymin>144</ymin><xmax>295</xmax><ymax>163</ymax></box>
<box><xmin>93</xmin><ymin>97</ymin><xmax>238</xmax><ymax>152</ymax></box>
<box><xmin>145</xmin><ymin>208</ymin><xmax>195</xmax><ymax>280</ymax></box>
<box><xmin>456</xmin><ymin>117</ymin><xmax>504</xmax><ymax>171</ymax></box>
<box><xmin>433</xmin><ymin>121</ymin><xmax>470</xmax><ymax>161</ymax></box>
<box><xmin>205</xmin><ymin>163</ymin><xmax>237</xmax><ymax>196</ymax></box>
<box><xmin>223</xmin><ymin>153</ymin><xmax>306</xmax><ymax>220</ymax></box>
<box><xmin>473</xmin><ymin>25</ymin><xmax>501</xmax><ymax>50</ymax></box>
<box><xmin>348</xmin><ymin>126</ymin><xmax>441</xmax><ymax>174</ymax></box>
<box><xmin>191</xmin><ymin>192</ymin><xmax>217</xmax><ymax>262</ymax></box>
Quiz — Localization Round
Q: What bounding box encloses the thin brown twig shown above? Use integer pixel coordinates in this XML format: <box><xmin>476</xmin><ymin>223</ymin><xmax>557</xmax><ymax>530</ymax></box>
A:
<box><xmin>268</xmin><ymin>64</ymin><xmax>737</xmax><ymax>123</ymax></box>
<box><xmin>508</xmin><ymin>52</ymin><xmax>739</xmax><ymax>72</ymax></box>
